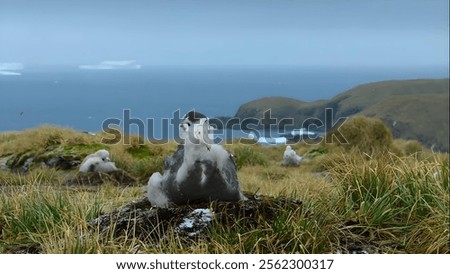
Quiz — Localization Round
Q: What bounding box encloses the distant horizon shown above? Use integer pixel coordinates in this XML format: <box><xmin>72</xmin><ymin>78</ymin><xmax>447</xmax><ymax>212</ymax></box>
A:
<box><xmin>0</xmin><ymin>67</ymin><xmax>448</xmax><ymax>134</ymax></box>
<box><xmin>1</xmin><ymin>62</ymin><xmax>449</xmax><ymax>72</ymax></box>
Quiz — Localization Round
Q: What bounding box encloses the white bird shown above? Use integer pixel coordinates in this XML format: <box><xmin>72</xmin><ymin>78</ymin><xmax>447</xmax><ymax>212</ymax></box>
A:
<box><xmin>147</xmin><ymin>111</ymin><xmax>247</xmax><ymax>208</ymax></box>
<box><xmin>79</xmin><ymin>149</ymin><xmax>118</xmax><ymax>173</ymax></box>
<box><xmin>282</xmin><ymin>145</ymin><xmax>303</xmax><ymax>167</ymax></box>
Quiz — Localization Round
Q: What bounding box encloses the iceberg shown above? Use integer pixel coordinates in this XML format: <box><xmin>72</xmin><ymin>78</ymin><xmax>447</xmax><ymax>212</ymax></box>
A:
<box><xmin>0</xmin><ymin>62</ymin><xmax>23</xmax><ymax>75</ymax></box>
<box><xmin>79</xmin><ymin>64</ymin><xmax>116</xmax><ymax>70</ymax></box>
<box><xmin>101</xmin><ymin>60</ymin><xmax>137</xmax><ymax>66</ymax></box>
<box><xmin>0</xmin><ymin>71</ymin><xmax>22</xmax><ymax>76</ymax></box>
<box><xmin>79</xmin><ymin>60</ymin><xmax>141</xmax><ymax>70</ymax></box>
<box><xmin>0</xmin><ymin>62</ymin><xmax>24</xmax><ymax>71</ymax></box>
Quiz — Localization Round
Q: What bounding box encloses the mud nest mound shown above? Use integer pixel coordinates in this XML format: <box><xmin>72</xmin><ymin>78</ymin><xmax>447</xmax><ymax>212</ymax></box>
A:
<box><xmin>89</xmin><ymin>193</ymin><xmax>303</xmax><ymax>246</ymax></box>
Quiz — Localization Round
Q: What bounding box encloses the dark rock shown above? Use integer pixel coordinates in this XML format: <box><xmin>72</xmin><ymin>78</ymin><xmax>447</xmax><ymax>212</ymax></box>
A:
<box><xmin>66</xmin><ymin>170</ymin><xmax>138</xmax><ymax>186</ymax></box>
<box><xmin>19</xmin><ymin>157</ymin><xmax>34</xmax><ymax>173</ymax></box>
<box><xmin>0</xmin><ymin>156</ymin><xmax>12</xmax><ymax>171</ymax></box>
<box><xmin>89</xmin><ymin>193</ymin><xmax>303</xmax><ymax>246</ymax></box>
<box><xmin>45</xmin><ymin>156</ymin><xmax>81</xmax><ymax>170</ymax></box>
<box><xmin>3</xmin><ymin>152</ymin><xmax>81</xmax><ymax>173</ymax></box>
<box><xmin>5</xmin><ymin>154</ymin><xmax>34</xmax><ymax>173</ymax></box>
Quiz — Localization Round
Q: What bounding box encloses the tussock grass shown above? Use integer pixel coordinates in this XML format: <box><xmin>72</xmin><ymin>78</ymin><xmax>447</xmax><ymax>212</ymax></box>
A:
<box><xmin>0</xmin><ymin>125</ymin><xmax>101</xmax><ymax>157</ymax></box>
<box><xmin>0</xmin><ymin>126</ymin><xmax>178</xmax><ymax>180</ymax></box>
<box><xmin>0</xmin><ymin>126</ymin><xmax>448</xmax><ymax>253</ymax></box>
<box><xmin>233</xmin><ymin>147</ymin><xmax>268</xmax><ymax>169</ymax></box>
<box><xmin>393</xmin><ymin>139</ymin><xmax>423</xmax><ymax>157</ymax></box>
<box><xmin>329</xmin><ymin>115</ymin><xmax>394</xmax><ymax>155</ymax></box>
<box><xmin>0</xmin><ymin>170</ymin><xmax>144</xmax><ymax>253</ymax></box>
<box><xmin>108</xmin><ymin>139</ymin><xmax>177</xmax><ymax>180</ymax></box>
<box><xmin>327</xmin><ymin>152</ymin><xmax>449</xmax><ymax>253</ymax></box>
<box><xmin>0</xmin><ymin>180</ymin><xmax>101</xmax><ymax>253</ymax></box>
<box><xmin>206</xmin><ymin>198</ymin><xmax>335</xmax><ymax>254</ymax></box>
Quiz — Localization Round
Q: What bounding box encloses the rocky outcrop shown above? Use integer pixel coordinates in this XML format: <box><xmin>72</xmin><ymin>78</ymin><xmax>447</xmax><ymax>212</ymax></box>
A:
<box><xmin>1</xmin><ymin>153</ymin><xmax>80</xmax><ymax>173</ymax></box>
<box><xmin>44</xmin><ymin>156</ymin><xmax>80</xmax><ymax>170</ymax></box>
<box><xmin>0</xmin><ymin>156</ymin><xmax>13</xmax><ymax>171</ymax></box>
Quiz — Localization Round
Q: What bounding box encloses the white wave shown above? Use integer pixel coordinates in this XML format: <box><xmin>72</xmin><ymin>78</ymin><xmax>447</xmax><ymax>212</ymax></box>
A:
<box><xmin>291</xmin><ymin>128</ymin><xmax>316</xmax><ymax>136</ymax></box>
<box><xmin>247</xmin><ymin>133</ymin><xmax>287</xmax><ymax>145</ymax></box>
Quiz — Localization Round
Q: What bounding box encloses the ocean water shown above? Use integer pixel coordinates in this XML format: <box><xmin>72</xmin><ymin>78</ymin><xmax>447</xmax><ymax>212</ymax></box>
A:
<box><xmin>0</xmin><ymin>66</ymin><xmax>447</xmax><ymax>139</ymax></box>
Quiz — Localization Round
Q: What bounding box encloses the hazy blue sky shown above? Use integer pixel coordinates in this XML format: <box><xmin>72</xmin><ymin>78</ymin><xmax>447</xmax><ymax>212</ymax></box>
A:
<box><xmin>1</xmin><ymin>0</ymin><xmax>448</xmax><ymax>67</ymax></box>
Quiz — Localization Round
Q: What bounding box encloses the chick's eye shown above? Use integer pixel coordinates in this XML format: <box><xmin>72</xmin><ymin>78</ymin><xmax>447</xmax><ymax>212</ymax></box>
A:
<box><xmin>187</xmin><ymin>122</ymin><xmax>191</xmax><ymax>126</ymax></box>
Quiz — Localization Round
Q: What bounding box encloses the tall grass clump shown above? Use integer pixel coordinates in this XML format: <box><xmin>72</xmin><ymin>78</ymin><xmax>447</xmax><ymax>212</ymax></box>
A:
<box><xmin>231</xmin><ymin>146</ymin><xmax>269</xmax><ymax>169</ymax></box>
<box><xmin>0</xmin><ymin>179</ymin><xmax>104</xmax><ymax>253</ymax></box>
<box><xmin>108</xmin><ymin>136</ymin><xmax>177</xmax><ymax>180</ymax></box>
<box><xmin>207</xmin><ymin>198</ymin><xmax>335</xmax><ymax>253</ymax></box>
<box><xmin>329</xmin><ymin>116</ymin><xmax>394</xmax><ymax>155</ymax></box>
<box><xmin>327</xmin><ymin>152</ymin><xmax>449</xmax><ymax>253</ymax></box>
<box><xmin>0</xmin><ymin>125</ymin><xmax>101</xmax><ymax>157</ymax></box>
<box><xmin>0</xmin><ymin>172</ymin><xmax>145</xmax><ymax>254</ymax></box>
<box><xmin>0</xmin><ymin>168</ymin><xmax>64</xmax><ymax>186</ymax></box>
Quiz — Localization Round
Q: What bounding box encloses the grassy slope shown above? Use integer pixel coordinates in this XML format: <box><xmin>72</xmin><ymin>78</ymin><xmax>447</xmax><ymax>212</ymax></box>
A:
<box><xmin>235</xmin><ymin>79</ymin><xmax>449</xmax><ymax>151</ymax></box>
<box><xmin>236</xmin><ymin>96</ymin><xmax>307</xmax><ymax>119</ymax></box>
<box><xmin>0</xmin><ymin>126</ymin><xmax>448</xmax><ymax>253</ymax></box>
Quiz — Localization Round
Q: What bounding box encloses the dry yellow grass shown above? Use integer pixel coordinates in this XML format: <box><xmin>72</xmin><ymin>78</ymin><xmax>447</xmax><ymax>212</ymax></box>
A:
<box><xmin>0</xmin><ymin>125</ymin><xmax>101</xmax><ymax>156</ymax></box>
<box><xmin>0</xmin><ymin>126</ymin><xmax>448</xmax><ymax>254</ymax></box>
<box><xmin>238</xmin><ymin>165</ymin><xmax>332</xmax><ymax>201</ymax></box>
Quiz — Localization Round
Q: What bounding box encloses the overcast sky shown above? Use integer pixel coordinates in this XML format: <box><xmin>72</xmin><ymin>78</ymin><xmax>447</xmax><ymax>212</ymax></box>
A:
<box><xmin>0</xmin><ymin>0</ymin><xmax>448</xmax><ymax>67</ymax></box>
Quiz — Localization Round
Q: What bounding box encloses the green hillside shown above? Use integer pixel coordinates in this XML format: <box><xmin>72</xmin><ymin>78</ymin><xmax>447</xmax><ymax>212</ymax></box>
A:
<box><xmin>235</xmin><ymin>79</ymin><xmax>449</xmax><ymax>151</ymax></box>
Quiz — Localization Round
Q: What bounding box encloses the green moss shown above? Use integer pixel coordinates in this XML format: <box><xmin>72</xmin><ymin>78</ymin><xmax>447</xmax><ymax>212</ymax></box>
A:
<box><xmin>8</xmin><ymin>151</ymin><xmax>35</xmax><ymax>167</ymax></box>
<box><xmin>3</xmin><ymin>143</ymin><xmax>106</xmax><ymax>171</ymax></box>
<box><xmin>6</xmin><ymin>157</ymin><xmax>15</xmax><ymax>167</ymax></box>
<box><xmin>64</xmin><ymin>144</ymin><xmax>108</xmax><ymax>154</ymax></box>
<box><xmin>127</xmin><ymin>145</ymin><xmax>152</xmax><ymax>159</ymax></box>
<box><xmin>305</xmin><ymin>147</ymin><xmax>328</xmax><ymax>158</ymax></box>
<box><xmin>233</xmin><ymin>146</ymin><xmax>268</xmax><ymax>169</ymax></box>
